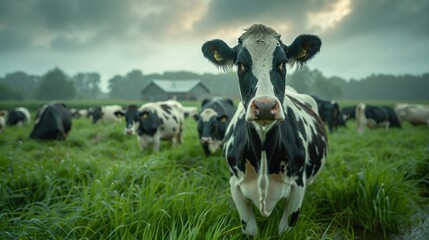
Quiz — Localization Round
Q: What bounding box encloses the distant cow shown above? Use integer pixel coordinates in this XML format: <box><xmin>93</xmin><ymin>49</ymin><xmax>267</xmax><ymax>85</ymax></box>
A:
<box><xmin>311</xmin><ymin>95</ymin><xmax>341</xmax><ymax>132</ymax></box>
<box><xmin>29</xmin><ymin>103</ymin><xmax>72</xmax><ymax>140</ymax></box>
<box><xmin>202</xmin><ymin>24</ymin><xmax>327</xmax><ymax>236</ymax></box>
<box><xmin>341</xmin><ymin>106</ymin><xmax>357</xmax><ymax>122</ymax></box>
<box><xmin>135</xmin><ymin>100</ymin><xmax>184</xmax><ymax>152</ymax></box>
<box><xmin>196</xmin><ymin>97</ymin><xmax>235</xmax><ymax>156</ymax></box>
<box><xmin>91</xmin><ymin>105</ymin><xmax>123</xmax><ymax>124</ymax></box>
<box><xmin>395</xmin><ymin>103</ymin><xmax>429</xmax><ymax>127</ymax></box>
<box><xmin>6</xmin><ymin>107</ymin><xmax>31</xmax><ymax>126</ymax></box>
<box><xmin>70</xmin><ymin>108</ymin><xmax>90</xmax><ymax>119</ymax></box>
<box><xmin>115</xmin><ymin>104</ymin><xmax>140</xmax><ymax>135</ymax></box>
<box><xmin>183</xmin><ymin>106</ymin><xmax>198</xmax><ymax>119</ymax></box>
<box><xmin>0</xmin><ymin>110</ymin><xmax>6</xmax><ymax>132</ymax></box>
<box><xmin>356</xmin><ymin>103</ymin><xmax>401</xmax><ymax>133</ymax></box>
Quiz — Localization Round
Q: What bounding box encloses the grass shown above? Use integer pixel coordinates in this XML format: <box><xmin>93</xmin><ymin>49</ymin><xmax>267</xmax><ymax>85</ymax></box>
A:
<box><xmin>0</xmin><ymin>109</ymin><xmax>428</xmax><ymax>239</ymax></box>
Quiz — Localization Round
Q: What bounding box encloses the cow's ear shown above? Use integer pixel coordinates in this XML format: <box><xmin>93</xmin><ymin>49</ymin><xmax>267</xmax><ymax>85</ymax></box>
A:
<box><xmin>139</xmin><ymin>111</ymin><xmax>150</xmax><ymax>119</ymax></box>
<box><xmin>217</xmin><ymin>114</ymin><xmax>228</xmax><ymax>123</ymax></box>
<box><xmin>201</xmin><ymin>98</ymin><xmax>210</xmax><ymax>108</ymax></box>
<box><xmin>114</xmin><ymin>111</ymin><xmax>125</xmax><ymax>117</ymax></box>
<box><xmin>202</xmin><ymin>39</ymin><xmax>236</xmax><ymax>70</ymax></box>
<box><xmin>0</xmin><ymin>110</ymin><xmax>6</xmax><ymax>116</ymax></box>
<box><xmin>286</xmin><ymin>34</ymin><xmax>321</xmax><ymax>65</ymax></box>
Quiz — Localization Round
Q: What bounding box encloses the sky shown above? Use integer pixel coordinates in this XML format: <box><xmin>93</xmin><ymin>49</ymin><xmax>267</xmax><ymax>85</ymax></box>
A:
<box><xmin>1</xmin><ymin>0</ymin><xmax>429</xmax><ymax>91</ymax></box>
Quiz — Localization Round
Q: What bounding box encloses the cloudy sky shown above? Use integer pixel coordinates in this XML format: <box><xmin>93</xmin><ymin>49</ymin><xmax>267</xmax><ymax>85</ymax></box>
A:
<box><xmin>1</xmin><ymin>0</ymin><xmax>428</xmax><ymax>91</ymax></box>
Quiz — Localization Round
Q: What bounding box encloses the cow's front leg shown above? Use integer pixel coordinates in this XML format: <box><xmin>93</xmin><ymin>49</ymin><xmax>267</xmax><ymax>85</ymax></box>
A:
<box><xmin>230</xmin><ymin>176</ymin><xmax>257</xmax><ymax>236</ymax></box>
<box><xmin>279</xmin><ymin>183</ymin><xmax>306</xmax><ymax>234</ymax></box>
<box><xmin>138</xmin><ymin>136</ymin><xmax>147</xmax><ymax>151</ymax></box>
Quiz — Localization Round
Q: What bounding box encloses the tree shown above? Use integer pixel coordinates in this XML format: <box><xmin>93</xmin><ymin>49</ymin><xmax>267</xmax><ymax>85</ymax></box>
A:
<box><xmin>72</xmin><ymin>72</ymin><xmax>102</xmax><ymax>99</ymax></box>
<box><xmin>35</xmin><ymin>68</ymin><xmax>76</xmax><ymax>100</ymax></box>
<box><xmin>0</xmin><ymin>83</ymin><xmax>23</xmax><ymax>100</ymax></box>
<box><xmin>1</xmin><ymin>71</ymin><xmax>38</xmax><ymax>99</ymax></box>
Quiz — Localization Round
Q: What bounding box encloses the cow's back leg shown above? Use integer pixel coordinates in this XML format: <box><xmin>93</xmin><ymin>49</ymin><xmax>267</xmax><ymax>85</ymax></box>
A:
<box><xmin>279</xmin><ymin>183</ymin><xmax>306</xmax><ymax>234</ymax></box>
<box><xmin>230</xmin><ymin>176</ymin><xmax>258</xmax><ymax>236</ymax></box>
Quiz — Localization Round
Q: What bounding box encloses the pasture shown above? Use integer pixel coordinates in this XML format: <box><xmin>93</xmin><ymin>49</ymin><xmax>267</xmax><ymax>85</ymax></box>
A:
<box><xmin>0</xmin><ymin>101</ymin><xmax>428</xmax><ymax>239</ymax></box>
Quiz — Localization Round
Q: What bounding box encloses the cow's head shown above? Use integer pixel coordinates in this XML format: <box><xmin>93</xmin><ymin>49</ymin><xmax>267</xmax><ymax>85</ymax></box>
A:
<box><xmin>197</xmin><ymin>108</ymin><xmax>229</xmax><ymax>143</ymax></box>
<box><xmin>116</xmin><ymin>104</ymin><xmax>139</xmax><ymax>135</ymax></box>
<box><xmin>91</xmin><ymin>107</ymin><xmax>103</xmax><ymax>124</ymax></box>
<box><xmin>202</xmin><ymin>24</ymin><xmax>321</xmax><ymax>127</ymax></box>
<box><xmin>135</xmin><ymin>109</ymin><xmax>160</xmax><ymax>136</ymax></box>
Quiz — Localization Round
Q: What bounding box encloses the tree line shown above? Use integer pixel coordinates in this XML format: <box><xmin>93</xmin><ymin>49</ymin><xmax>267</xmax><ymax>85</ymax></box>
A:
<box><xmin>1</xmin><ymin>67</ymin><xmax>428</xmax><ymax>101</ymax></box>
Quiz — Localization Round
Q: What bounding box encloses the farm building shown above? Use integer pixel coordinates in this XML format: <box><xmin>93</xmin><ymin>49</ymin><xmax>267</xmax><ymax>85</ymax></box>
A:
<box><xmin>140</xmin><ymin>79</ymin><xmax>211</xmax><ymax>101</ymax></box>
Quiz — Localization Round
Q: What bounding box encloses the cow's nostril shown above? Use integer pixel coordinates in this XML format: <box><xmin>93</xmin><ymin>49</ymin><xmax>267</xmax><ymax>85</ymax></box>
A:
<box><xmin>253</xmin><ymin>100</ymin><xmax>276</xmax><ymax>120</ymax></box>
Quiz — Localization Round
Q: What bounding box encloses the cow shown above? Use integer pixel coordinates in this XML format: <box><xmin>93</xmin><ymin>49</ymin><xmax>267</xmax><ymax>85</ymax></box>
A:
<box><xmin>341</xmin><ymin>106</ymin><xmax>356</xmax><ymax>122</ymax></box>
<box><xmin>0</xmin><ymin>110</ymin><xmax>6</xmax><ymax>132</ymax></box>
<box><xmin>202</xmin><ymin>24</ymin><xmax>328</xmax><ymax>236</ymax></box>
<box><xmin>70</xmin><ymin>108</ymin><xmax>90</xmax><ymax>119</ymax></box>
<box><xmin>356</xmin><ymin>103</ymin><xmax>401</xmax><ymax>133</ymax></box>
<box><xmin>91</xmin><ymin>105</ymin><xmax>123</xmax><ymax>124</ymax></box>
<box><xmin>311</xmin><ymin>95</ymin><xmax>341</xmax><ymax>132</ymax></box>
<box><xmin>394</xmin><ymin>103</ymin><xmax>429</xmax><ymax>127</ymax></box>
<box><xmin>29</xmin><ymin>103</ymin><xmax>72</xmax><ymax>140</ymax></box>
<box><xmin>196</xmin><ymin>97</ymin><xmax>235</xmax><ymax>156</ymax></box>
<box><xmin>183</xmin><ymin>106</ymin><xmax>198</xmax><ymax>119</ymax></box>
<box><xmin>6</xmin><ymin>107</ymin><xmax>31</xmax><ymax>126</ymax></box>
<box><xmin>135</xmin><ymin>100</ymin><xmax>184</xmax><ymax>152</ymax></box>
<box><xmin>115</xmin><ymin>104</ymin><xmax>141</xmax><ymax>135</ymax></box>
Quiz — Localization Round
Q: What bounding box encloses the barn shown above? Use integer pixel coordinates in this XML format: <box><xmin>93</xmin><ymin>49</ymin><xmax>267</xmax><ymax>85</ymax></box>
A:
<box><xmin>140</xmin><ymin>79</ymin><xmax>211</xmax><ymax>101</ymax></box>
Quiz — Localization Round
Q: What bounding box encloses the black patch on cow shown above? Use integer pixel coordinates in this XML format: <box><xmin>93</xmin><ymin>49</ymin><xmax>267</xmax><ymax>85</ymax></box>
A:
<box><xmin>163</xmin><ymin>114</ymin><xmax>169</xmax><ymax>120</ymax></box>
<box><xmin>172</xmin><ymin>127</ymin><xmax>176</xmax><ymax>132</ymax></box>
<box><xmin>136</xmin><ymin>111</ymin><xmax>160</xmax><ymax>136</ymax></box>
<box><xmin>289</xmin><ymin>208</ymin><xmax>300</xmax><ymax>227</ymax></box>
<box><xmin>172</xmin><ymin>115</ymin><xmax>178</xmax><ymax>123</ymax></box>
<box><xmin>160</xmin><ymin>104</ymin><xmax>172</xmax><ymax>114</ymax></box>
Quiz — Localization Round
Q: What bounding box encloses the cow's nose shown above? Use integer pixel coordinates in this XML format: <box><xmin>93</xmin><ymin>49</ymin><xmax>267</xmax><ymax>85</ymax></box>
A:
<box><xmin>251</xmin><ymin>97</ymin><xmax>282</xmax><ymax>121</ymax></box>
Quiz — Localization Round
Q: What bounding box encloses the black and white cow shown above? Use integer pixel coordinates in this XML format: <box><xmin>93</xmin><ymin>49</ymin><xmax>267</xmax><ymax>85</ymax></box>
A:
<box><xmin>196</xmin><ymin>97</ymin><xmax>235</xmax><ymax>156</ymax></box>
<box><xmin>311</xmin><ymin>95</ymin><xmax>341</xmax><ymax>132</ymax></box>
<box><xmin>356</xmin><ymin>103</ymin><xmax>401</xmax><ymax>133</ymax></box>
<box><xmin>6</xmin><ymin>107</ymin><xmax>31</xmax><ymax>126</ymax></box>
<box><xmin>115</xmin><ymin>104</ymin><xmax>140</xmax><ymax>135</ymax></box>
<box><xmin>29</xmin><ymin>103</ymin><xmax>72</xmax><ymax>140</ymax></box>
<box><xmin>91</xmin><ymin>105</ymin><xmax>123</xmax><ymax>124</ymax></box>
<box><xmin>0</xmin><ymin>110</ymin><xmax>6</xmax><ymax>132</ymax></box>
<box><xmin>341</xmin><ymin>106</ymin><xmax>356</xmax><ymax>122</ymax></box>
<box><xmin>135</xmin><ymin>100</ymin><xmax>184</xmax><ymax>152</ymax></box>
<box><xmin>202</xmin><ymin>24</ymin><xmax>328</xmax><ymax>236</ymax></box>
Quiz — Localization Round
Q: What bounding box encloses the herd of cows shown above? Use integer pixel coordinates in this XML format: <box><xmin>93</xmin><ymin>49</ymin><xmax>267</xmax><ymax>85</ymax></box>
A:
<box><xmin>1</xmin><ymin>24</ymin><xmax>428</xmax><ymax>237</ymax></box>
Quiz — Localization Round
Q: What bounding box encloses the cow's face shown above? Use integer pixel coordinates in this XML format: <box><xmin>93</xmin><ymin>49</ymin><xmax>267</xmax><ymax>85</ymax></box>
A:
<box><xmin>202</xmin><ymin>24</ymin><xmax>321</xmax><ymax>128</ymax></box>
<box><xmin>135</xmin><ymin>110</ymin><xmax>160</xmax><ymax>136</ymax></box>
<box><xmin>197</xmin><ymin>108</ymin><xmax>229</xmax><ymax>144</ymax></box>
<box><xmin>92</xmin><ymin>107</ymin><xmax>103</xmax><ymax>124</ymax></box>
<box><xmin>117</xmin><ymin>105</ymin><xmax>139</xmax><ymax>135</ymax></box>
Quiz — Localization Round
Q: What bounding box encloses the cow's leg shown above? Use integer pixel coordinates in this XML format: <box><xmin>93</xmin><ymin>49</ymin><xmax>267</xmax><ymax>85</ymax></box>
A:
<box><xmin>279</xmin><ymin>183</ymin><xmax>306</xmax><ymax>234</ymax></box>
<box><xmin>138</xmin><ymin>136</ymin><xmax>147</xmax><ymax>151</ymax></box>
<box><xmin>230</xmin><ymin>176</ymin><xmax>257</xmax><ymax>236</ymax></box>
<box><xmin>153</xmin><ymin>136</ymin><xmax>160</xmax><ymax>152</ymax></box>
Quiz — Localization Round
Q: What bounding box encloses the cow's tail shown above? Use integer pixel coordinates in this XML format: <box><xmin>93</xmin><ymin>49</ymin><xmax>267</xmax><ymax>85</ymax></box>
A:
<box><xmin>356</xmin><ymin>103</ymin><xmax>366</xmax><ymax>134</ymax></box>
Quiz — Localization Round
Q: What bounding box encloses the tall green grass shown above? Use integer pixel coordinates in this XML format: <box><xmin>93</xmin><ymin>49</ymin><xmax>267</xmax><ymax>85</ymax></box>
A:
<box><xmin>0</xmin><ymin>114</ymin><xmax>428</xmax><ymax>239</ymax></box>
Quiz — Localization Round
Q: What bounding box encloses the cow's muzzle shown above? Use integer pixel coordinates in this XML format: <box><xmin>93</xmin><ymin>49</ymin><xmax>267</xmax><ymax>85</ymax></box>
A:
<box><xmin>247</xmin><ymin>96</ymin><xmax>284</xmax><ymax>125</ymax></box>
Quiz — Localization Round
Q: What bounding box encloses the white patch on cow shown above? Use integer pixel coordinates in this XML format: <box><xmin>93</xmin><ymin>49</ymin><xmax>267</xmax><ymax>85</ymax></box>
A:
<box><xmin>0</xmin><ymin>110</ymin><xmax>6</xmax><ymax>132</ymax></box>
<box><xmin>395</xmin><ymin>103</ymin><xmax>429</xmax><ymax>127</ymax></box>
<box><xmin>100</xmin><ymin>105</ymin><xmax>123</xmax><ymax>123</ymax></box>
<box><xmin>200</xmin><ymin>108</ymin><xmax>218</xmax><ymax>122</ymax></box>
<box><xmin>34</xmin><ymin>104</ymin><xmax>49</xmax><ymax>125</ymax></box>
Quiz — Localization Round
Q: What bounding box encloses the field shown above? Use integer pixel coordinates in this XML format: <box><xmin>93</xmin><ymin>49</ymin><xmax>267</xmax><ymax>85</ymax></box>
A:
<box><xmin>0</xmin><ymin>101</ymin><xmax>428</xmax><ymax>239</ymax></box>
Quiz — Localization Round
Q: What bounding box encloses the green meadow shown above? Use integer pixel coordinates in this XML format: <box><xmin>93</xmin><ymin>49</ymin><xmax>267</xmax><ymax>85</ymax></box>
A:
<box><xmin>0</xmin><ymin>101</ymin><xmax>428</xmax><ymax>239</ymax></box>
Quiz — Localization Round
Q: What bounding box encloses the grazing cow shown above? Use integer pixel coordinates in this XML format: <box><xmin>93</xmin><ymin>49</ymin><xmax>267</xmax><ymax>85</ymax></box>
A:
<box><xmin>395</xmin><ymin>103</ymin><xmax>429</xmax><ymax>127</ymax></box>
<box><xmin>202</xmin><ymin>24</ymin><xmax>327</xmax><ymax>236</ymax></box>
<box><xmin>91</xmin><ymin>105</ymin><xmax>123</xmax><ymax>124</ymax></box>
<box><xmin>115</xmin><ymin>104</ymin><xmax>140</xmax><ymax>135</ymax></box>
<box><xmin>311</xmin><ymin>95</ymin><xmax>341</xmax><ymax>132</ymax></box>
<box><xmin>341</xmin><ymin>106</ymin><xmax>356</xmax><ymax>122</ymax></box>
<box><xmin>183</xmin><ymin>106</ymin><xmax>198</xmax><ymax>119</ymax></box>
<box><xmin>0</xmin><ymin>110</ymin><xmax>6</xmax><ymax>132</ymax></box>
<box><xmin>6</xmin><ymin>107</ymin><xmax>31</xmax><ymax>126</ymax></box>
<box><xmin>29</xmin><ymin>103</ymin><xmax>72</xmax><ymax>140</ymax></box>
<box><xmin>135</xmin><ymin>100</ymin><xmax>184</xmax><ymax>152</ymax></box>
<box><xmin>196</xmin><ymin>97</ymin><xmax>235</xmax><ymax>156</ymax></box>
<box><xmin>356</xmin><ymin>103</ymin><xmax>401</xmax><ymax>133</ymax></box>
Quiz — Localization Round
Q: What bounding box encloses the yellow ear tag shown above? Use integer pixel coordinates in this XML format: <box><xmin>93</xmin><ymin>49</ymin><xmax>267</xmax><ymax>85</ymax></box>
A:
<box><xmin>221</xmin><ymin>117</ymin><xmax>227</xmax><ymax>123</ymax></box>
<box><xmin>214</xmin><ymin>50</ymin><xmax>224</xmax><ymax>62</ymax></box>
<box><xmin>296</xmin><ymin>49</ymin><xmax>307</xmax><ymax>59</ymax></box>
<box><xmin>143</xmin><ymin>113</ymin><xmax>148</xmax><ymax>119</ymax></box>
